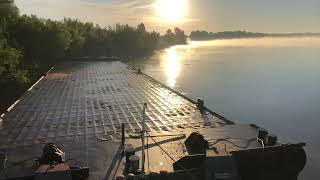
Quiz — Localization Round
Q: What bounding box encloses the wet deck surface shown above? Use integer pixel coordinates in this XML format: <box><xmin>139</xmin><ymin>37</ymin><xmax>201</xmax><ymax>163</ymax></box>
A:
<box><xmin>0</xmin><ymin>61</ymin><xmax>232</xmax><ymax>179</ymax></box>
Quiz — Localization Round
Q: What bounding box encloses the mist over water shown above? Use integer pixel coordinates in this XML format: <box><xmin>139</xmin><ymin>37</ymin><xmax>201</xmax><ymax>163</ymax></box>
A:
<box><xmin>128</xmin><ymin>37</ymin><xmax>320</xmax><ymax>179</ymax></box>
<box><xmin>188</xmin><ymin>37</ymin><xmax>320</xmax><ymax>48</ymax></box>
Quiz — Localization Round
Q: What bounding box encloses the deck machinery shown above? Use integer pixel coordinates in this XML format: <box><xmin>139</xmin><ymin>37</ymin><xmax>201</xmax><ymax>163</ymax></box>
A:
<box><xmin>120</xmin><ymin>126</ymin><xmax>306</xmax><ymax>180</ymax></box>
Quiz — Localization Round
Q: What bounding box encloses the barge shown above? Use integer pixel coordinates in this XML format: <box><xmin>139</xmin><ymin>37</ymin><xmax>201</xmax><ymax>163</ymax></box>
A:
<box><xmin>0</xmin><ymin>61</ymin><xmax>306</xmax><ymax>180</ymax></box>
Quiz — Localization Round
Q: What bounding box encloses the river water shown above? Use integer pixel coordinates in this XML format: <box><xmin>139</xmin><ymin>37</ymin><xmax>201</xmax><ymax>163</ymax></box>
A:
<box><xmin>128</xmin><ymin>37</ymin><xmax>320</xmax><ymax>179</ymax></box>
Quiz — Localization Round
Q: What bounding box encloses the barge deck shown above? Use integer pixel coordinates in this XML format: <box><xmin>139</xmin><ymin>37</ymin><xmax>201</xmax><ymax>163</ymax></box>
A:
<box><xmin>0</xmin><ymin>61</ymin><xmax>305</xmax><ymax>180</ymax></box>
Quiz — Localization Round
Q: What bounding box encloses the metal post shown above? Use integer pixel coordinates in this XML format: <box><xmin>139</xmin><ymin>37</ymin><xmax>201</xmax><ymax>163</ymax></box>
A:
<box><xmin>141</xmin><ymin>103</ymin><xmax>147</xmax><ymax>175</ymax></box>
<box><xmin>121</xmin><ymin>123</ymin><xmax>125</xmax><ymax>147</ymax></box>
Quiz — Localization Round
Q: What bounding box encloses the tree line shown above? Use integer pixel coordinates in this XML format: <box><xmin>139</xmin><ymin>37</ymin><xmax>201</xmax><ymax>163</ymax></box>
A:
<box><xmin>190</xmin><ymin>30</ymin><xmax>320</xmax><ymax>41</ymax></box>
<box><xmin>0</xmin><ymin>1</ymin><xmax>187</xmax><ymax>113</ymax></box>
<box><xmin>190</xmin><ymin>30</ymin><xmax>266</xmax><ymax>40</ymax></box>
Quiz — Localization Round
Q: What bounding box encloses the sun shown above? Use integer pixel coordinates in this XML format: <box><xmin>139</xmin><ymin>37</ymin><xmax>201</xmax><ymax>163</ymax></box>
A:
<box><xmin>155</xmin><ymin>0</ymin><xmax>188</xmax><ymax>22</ymax></box>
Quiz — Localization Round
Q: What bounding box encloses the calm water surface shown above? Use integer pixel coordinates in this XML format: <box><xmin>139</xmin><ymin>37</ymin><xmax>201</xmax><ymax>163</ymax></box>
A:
<box><xmin>128</xmin><ymin>37</ymin><xmax>320</xmax><ymax>179</ymax></box>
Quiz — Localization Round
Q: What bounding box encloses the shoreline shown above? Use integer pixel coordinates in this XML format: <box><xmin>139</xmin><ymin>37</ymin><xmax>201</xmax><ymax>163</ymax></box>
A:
<box><xmin>189</xmin><ymin>34</ymin><xmax>320</xmax><ymax>41</ymax></box>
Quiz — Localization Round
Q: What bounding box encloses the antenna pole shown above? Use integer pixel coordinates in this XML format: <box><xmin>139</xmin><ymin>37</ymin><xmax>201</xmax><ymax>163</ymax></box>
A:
<box><xmin>141</xmin><ymin>103</ymin><xmax>147</xmax><ymax>175</ymax></box>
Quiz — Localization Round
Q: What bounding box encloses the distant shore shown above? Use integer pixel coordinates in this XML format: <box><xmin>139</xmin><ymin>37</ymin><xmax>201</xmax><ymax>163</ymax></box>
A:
<box><xmin>189</xmin><ymin>31</ymin><xmax>320</xmax><ymax>41</ymax></box>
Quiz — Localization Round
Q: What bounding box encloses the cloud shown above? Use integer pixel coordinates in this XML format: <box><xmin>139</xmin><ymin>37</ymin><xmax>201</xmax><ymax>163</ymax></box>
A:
<box><xmin>76</xmin><ymin>0</ymin><xmax>155</xmax><ymax>10</ymax></box>
<box><xmin>15</xmin><ymin>0</ymin><xmax>195</xmax><ymax>33</ymax></box>
<box><xmin>16</xmin><ymin>0</ymin><xmax>149</xmax><ymax>23</ymax></box>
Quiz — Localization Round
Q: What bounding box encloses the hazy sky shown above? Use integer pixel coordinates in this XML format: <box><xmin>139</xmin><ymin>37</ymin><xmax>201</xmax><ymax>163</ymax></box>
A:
<box><xmin>15</xmin><ymin>0</ymin><xmax>320</xmax><ymax>33</ymax></box>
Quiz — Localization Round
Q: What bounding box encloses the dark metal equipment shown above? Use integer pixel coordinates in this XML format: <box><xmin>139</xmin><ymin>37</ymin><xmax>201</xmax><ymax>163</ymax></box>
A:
<box><xmin>128</xmin><ymin>156</ymin><xmax>140</xmax><ymax>174</ymax></box>
<box><xmin>39</xmin><ymin>143</ymin><xmax>64</xmax><ymax>165</ymax></box>
<box><xmin>124</xmin><ymin>146</ymin><xmax>136</xmax><ymax>164</ymax></box>
<box><xmin>170</xmin><ymin>132</ymin><xmax>306</xmax><ymax>180</ymax></box>
<box><xmin>197</xmin><ymin>99</ymin><xmax>205</xmax><ymax>112</ymax></box>
<box><xmin>257</xmin><ymin>128</ymin><xmax>268</xmax><ymax>140</ymax></box>
<box><xmin>173</xmin><ymin>154</ymin><xmax>205</xmax><ymax>171</ymax></box>
<box><xmin>184</xmin><ymin>132</ymin><xmax>209</xmax><ymax>155</ymax></box>
<box><xmin>231</xmin><ymin>143</ymin><xmax>306</xmax><ymax>180</ymax></box>
<box><xmin>0</xmin><ymin>143</ymin><xmax>90</xmax><ymax>180</ymax></box>
<box><xmin>0</xmin><ymin>152</ymin><xmax>6</xmax><ymax>171</ymax></box>
<box><xmin>267</xmin><ymin>134</ymin><xmax>278</xmax><ymax>146</ymax></box>
<box><xmin>37</xmin><ymin>143</ymin><xmax>89</xmax><ymax>180</ymax></box>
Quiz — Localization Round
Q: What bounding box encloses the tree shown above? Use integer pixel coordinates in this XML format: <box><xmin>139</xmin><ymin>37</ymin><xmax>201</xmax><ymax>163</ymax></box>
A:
<box><xmin>137</xmin><ymin>23</ymin><xmax>146</xmax><ymax>33</ymax></box>
<box><xmin>174</xmin><ymin>27</ymin><xmax>186</xmax><ymax>44</ymax></box>
<box><xmin>0</xmin><ymin>37</ymin><xmax>28</xmax><ymax>84</ymax></box>
<box><xmin>8</xmin><ymin>15</ymin><xmax>71</xmax><ymax>75</ymax></box>
<box><xmin>162</xmin><ymin>28</ymin><xmax>187</xmax><ymax>46</ymax></box>
<box><xmin>43</xmin><ymin>20</ymin><xmax>72</xmax><ymax>62</ymax></box>
<box><xmin>163</xmin><ymin>29</ymin><xmax>175</xmax><ymax>45</ymax></box>
<box><xmin>0</xmin><ymin>0</ymin><xmax>19</xmax><ymax>18</ymax></box>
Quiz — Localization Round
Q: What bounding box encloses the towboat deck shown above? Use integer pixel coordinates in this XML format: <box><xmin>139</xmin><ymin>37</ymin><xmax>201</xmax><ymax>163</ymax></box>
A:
<box><xmin>0</xmin><ymin>61</ymin><xmax>263</xmax><ymax>180</ymax></box>
<box><xmin>121</xmin><ymin>124</ymin><xmax>264</xmax><ymax>176</ymax></box>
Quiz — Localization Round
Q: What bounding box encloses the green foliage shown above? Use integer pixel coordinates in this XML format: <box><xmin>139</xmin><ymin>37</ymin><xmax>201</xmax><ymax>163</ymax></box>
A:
<box><xmin>0</xmin><ymin>1</ymin><xmax>19</xmax><ymax>19</ymax></box>
<box><xmin>9</xmin><ymin>15</ymin><xmax>71</xmax><ymax>74</ymax></box>
<box><xmin>0</xmin><ymin>37</ymin><xmax>28</xmax><ymax>84</ymax></box>
<box><xmin>162</xmin><ymin>27</ymin><xmax>187</xmax><ymax>46</ymax></box>
<box><xmin>190</xmin><ymin>30</ymin><xmax>266</xmax><ymax>40</ymax></box>
<box><xmin>62</xmin><ymin>21</ymin><xmax>163</xmax><ymax>57</ymax></box>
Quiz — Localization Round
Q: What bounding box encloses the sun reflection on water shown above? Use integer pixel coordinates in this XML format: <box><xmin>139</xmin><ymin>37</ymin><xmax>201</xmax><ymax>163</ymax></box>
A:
<box><xmin>163</xmin><ymin>47</ymin><xmax>181</xmax><ymax>88</ymax></box>
<box><xmin>159</xmin><ymin>37</ymin><xmax>320</xmax><ymax>88</ymax></box>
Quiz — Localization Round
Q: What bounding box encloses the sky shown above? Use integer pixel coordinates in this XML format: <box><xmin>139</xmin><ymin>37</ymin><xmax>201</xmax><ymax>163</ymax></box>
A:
<box><xmin>15</xmin><ymin>0</ymin><xmax>320</xmax><ymax>34</ymax></box>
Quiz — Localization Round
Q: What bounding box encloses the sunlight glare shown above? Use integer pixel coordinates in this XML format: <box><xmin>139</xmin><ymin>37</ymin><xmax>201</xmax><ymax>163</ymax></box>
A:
<box><xmin>155</xmin><ymin>0</ymin><xmax>188</xmax><ymax>22</ymax></box>
<box><xmin>164</xmin><ymin>47</ymin><xmax>181</xmax><ymax>87</ymax></box>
